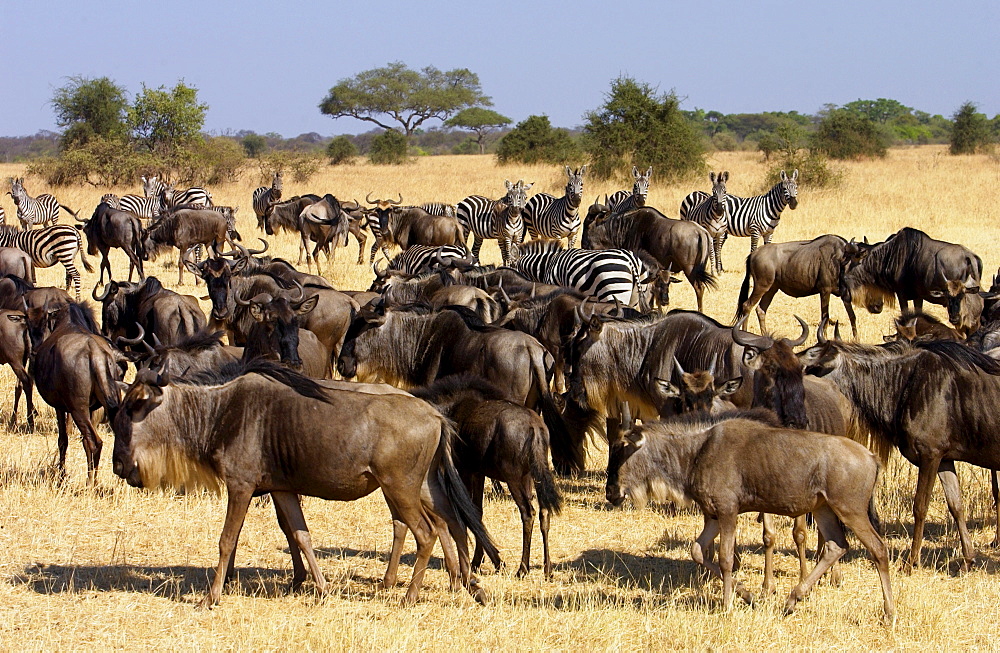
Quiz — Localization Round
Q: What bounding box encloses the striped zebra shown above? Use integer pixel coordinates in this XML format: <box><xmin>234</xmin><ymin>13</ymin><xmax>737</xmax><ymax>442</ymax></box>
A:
<box><xmin>8</xmin><ymin>177</ymin><xmax>71</xmax><ymax>230</ymax></box>
<box><xmin>510</xmin><ymin>239</ymin><xmax>654</xmax><ymax>308</ymax></box>
<box><xmin>378</xmin><ymin>244</ymin><xmax>470</xmax><ymax>276</ymax></box>
<box><xmin>100</xmin><ymin>193</ymin><xmax>120</xmax><ymax>209</ymax></box>
<box><xmin>680</xmin><ymin>171</ymin><xmax>730</xmax><ymax>273</ymax></box>
<box><xmin>118</xmin><ymin>195</ymin><xmax>162</xmax><ymax>222</ymax></box>
<box><xmin>607</xmin><ymin>166</ymin><xmax>652</xmax><ymax>213</ymax></box>
<box><xmin>0</xmin><ymin>224</ymin><xmax>93</xmax><ymax>300</ymax></box>
<box><xmin>159</xmin><ymin>183</ymin><xmax>213</xmax><ymax>209</ymax></box>
<box><xmin>723</xmin><ymin>169</ymin><xmax>798</xmax><ymax>256</ymax></box>
<box><xmin>523</xmin><ymin>165</ymin><xmax>587</xmax><ymax>248</ymax></box>
<box><xmin>418</xmin><ymin>202</ymin><xmax>456</xmax><ymax>217</ymax></box>
<box><xmin>252</xmin><ymin>171</ymin><xmax>283</xmax><ymax>229</ymax></box>
<box><xmin>0</xmin><ymin>207</ymin><xmax>5</xmax><ymax>225</ymax></box>
<box><xmin>457</xmin><ymin>180</ymin><xmax>531</xmax><ymax>265</ymax></box>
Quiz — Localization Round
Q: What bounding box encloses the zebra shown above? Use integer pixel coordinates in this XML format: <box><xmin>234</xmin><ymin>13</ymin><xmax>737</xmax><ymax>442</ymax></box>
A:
<box><xmin>0</xmin><ymin>224</ymin><xmax>93</xmax><ymax>301</ymax></box>
<box><xmin>723</xmin><ymin>169</ymin><xmax>798</xmax><ymax>256</ymax></box>
<box><xmin>418</xmin><ymin>202</ymin><xmax>456</xmax><ymax>217</ymax></box>
<box><xmin>118</xmin><ymin>194</ymin><xmax>162</xmax><ymax>222</ymax></box>
<box><xmin>252</xmin><ymin>171</ymin><xmax>283</xmax><ymax>230</ymax></box>
<box><xmin>0</xmin><ymin>207</ymin><xmax>5</xmax><ymax>226</ymax></box>
<box><xmin>607</xmin><ymin>166</ymin><xmax>652</xmax><ymax>214</ymax></box>
<box><xmin>376</xmin><ymin>244</ymin><xmax>471</xmax><ymax>277</ymax></box>
<box><xmin>141</xmin><ymin>175</ymin><xmax>166</xmax><ymax>199</ymax></box>
<box><xmin>523</xmin><ymin>165</ymin><xmax>587</xmax><ymax>248</ymax></box>
<box><xmin>680</xmin><ymin>171</ymin><xmax>730</xmax><ymax>273</ymax></box>
<box><xmin>100</xmin><ymin>193</ymin><xmax>121</xmax><ymax>209</ymax></box>
<box><xmin>457</xmin><ymin>180</ymin><xmax>531</xmax><ymax>265</ymax></box>
<box><xmin>159</xmin><ymin>183</ymin><xmax>213</xmax><ymax>209</ymax></box>
<box><xmin>8</xmin><ymin>177</ymin><xmax>73</xmax><ymax>230</ymax></box>
<box><xmin>509</xmin><ymin>239</ymin><xmax>655</xmax><ymax>308</ymax></box>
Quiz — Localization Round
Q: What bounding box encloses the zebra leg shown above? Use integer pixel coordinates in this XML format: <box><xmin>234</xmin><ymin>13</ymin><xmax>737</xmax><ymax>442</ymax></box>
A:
<box><xmin>567</xmin><ymin>230</ymin><xmax>578</xmax><ymax>249</ymax></box>
<box><xmin>369</xmin><ymin>241</ymin><xmax>379</xmax><ymax>265</ymax></box>
<box><xmin>750</xmin><ymin>230</ymin><xmax>761</xmax><ymax>254</ymax></box>
<box><xmin>471</xmin><ymin>235</ymin><xmax>484</xmax><ymax>262</ymax></box>
<box><xmin>713</xmin><ymin>233</ymin><xmax>726</xmax><ymax>273</ymax></box>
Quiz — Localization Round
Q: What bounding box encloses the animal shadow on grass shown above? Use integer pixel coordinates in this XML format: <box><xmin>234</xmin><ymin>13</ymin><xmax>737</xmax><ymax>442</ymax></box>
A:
<box><xmin>883</xmin><ymin>518</ymin><xmax>1000</xmax><ymax>575</ymax></box>
<box><xmin>13</xmin><ymin>563</ymin><xmax>297</xmax><ymax>603</ymax></box>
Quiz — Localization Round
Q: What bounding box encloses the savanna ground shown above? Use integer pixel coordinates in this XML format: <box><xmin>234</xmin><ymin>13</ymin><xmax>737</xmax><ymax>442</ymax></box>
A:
<box><xmin>2</xmin><ymin>147</ymin><xmax>1000</xmax><ymax>650</ymax></box>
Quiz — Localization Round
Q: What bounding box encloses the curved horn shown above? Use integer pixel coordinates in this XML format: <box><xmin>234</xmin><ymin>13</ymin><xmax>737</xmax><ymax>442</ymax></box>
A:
<box><xmin>732</xmin><ymin>316</ymin><xmax>774</xmax><ymax>350</ymax></box>
<box><xmin>92</xmin><ymin>282</ymin><xmax>113</xmax><ymax>303</ymax></box>
<box><xmin>783</xmin><ymin>315</ymin><xmax>809</xmax><ymax>347</ymax></box>
<box><xmin>673</xmin><ymin>356</ymin><xmax>687</xmax><ymax>378</ymax></box>
<box><xmin>151</xmin><ymin>333</ymin><xmax>163</xmax><ymax>348</ymax></box>
<box><xmin>234</xmin><ymin>291</ymin><xmax>253</xmax><ymax>307</ymax></box>
<box><xmin>289</xmin><ymin>279</ymin><xmax>305</xmax><ymax>303</ymax></box>
<box><xmin>497</xmin><ymin>278</ymin><xmax>511</xmax><ymax>304</ymax></box>
<box><xmin>141</xmin><ymin>339</ymin><xmax>155</xmax><ymax>357</ymax></box>
<box><xmin>365</xmin><ymin>192</ymin><xmax>378</xmax><ymax>205</ymax></box>
<box><xmin>390</xmin><ymin>193</ymin><xmax>403</xmax><ymax>206</ymax></box>
<box><xmin>817</xmin><ymin>316</ymin><xmax>829</xmax><ymax>344</ymax></box>
<box><xmin>613</xmin><ymin>297</ymin><xmax>624</xmax><ymax>317</ymax></box>
<box><xmin>372</xmin><ymin>257</ymin><xmax>386</xmax><ymax>279</ymax></box>
<box><xmin>833</xmin><ymin>320</ymin><xmax>842</xmax><ymax>342</ymax></box>
<box><xmin>246</xmin><ymin>238</ymin><xmax>268</xmax><ymax>256</ymax></box>
<box><xmin>116</xmin><ymin>323</ymin><xmax>146</xmax><ymax>347</ymax></box>
<box><xmin>574</xmin><ymin>296</ymin><xmax>595</xmax><ymax>325</ymax></box>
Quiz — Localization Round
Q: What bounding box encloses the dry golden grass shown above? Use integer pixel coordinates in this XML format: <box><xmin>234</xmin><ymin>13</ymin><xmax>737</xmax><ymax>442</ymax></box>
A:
<box><xmin>2</xmin><ymin>147</ymin><xmax>1000</xmax><ymax>650</ymax></box>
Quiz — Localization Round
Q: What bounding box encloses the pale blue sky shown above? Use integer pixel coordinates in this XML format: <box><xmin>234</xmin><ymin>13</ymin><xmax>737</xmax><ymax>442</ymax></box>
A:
<box><xmin>3</xmin><ymin>0</ymin><xmax>998</xmax><ymax>137</ymax></box>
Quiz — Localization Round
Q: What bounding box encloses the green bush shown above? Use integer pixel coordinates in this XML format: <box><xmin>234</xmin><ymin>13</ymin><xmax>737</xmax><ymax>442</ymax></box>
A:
<box><xmin>172</xmin><ymin>137</ymin><xmax>245</xmax><ymax>185</ymax></box>
<box><xmin>259</xmin><ymin>150</ymin><xmax>324</xmax><ymax>183</ymax></box>
<box><xmin>763</xmin><ymin>150</ymin><xmax>842</xmax><ymax>190</ymax></box>
<box><xmin>28</xmin><ymin>136</ymin><xmax>154</xmax><ymax>186</ymax></box>
<box><xmin>950</xmin><ymin>101</ymin><xmax>992</xmax><ymax>154</ymax></box>
<box><xmin>582</xmin><ymin>76</ymin><xmax>705</xmax><ymax>182</ymax></box>
<box><xmin>813</xmin><ymin>110</ymin><xmax>887</xmax><ymax>159</ymax></box>
<box><xmin>368</xmin><ymin>129</ymin><xmax>410</xmax><ymax>165</ymax></box>
<box><xmin>326</xmin><ymin>136</ymin><xmax>358</xmax><ymax>165</ymax></box>
<box><xmin>495</xmin><ymin>115</ymin><xmax>580</xmax><ymax>165</ymax></box>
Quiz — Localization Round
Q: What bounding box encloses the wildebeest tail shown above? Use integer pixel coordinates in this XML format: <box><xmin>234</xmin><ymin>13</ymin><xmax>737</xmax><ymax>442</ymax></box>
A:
<box><xmin>531</xmin><ymin>353</ymin><xmax>585</xmax><ymax>476</ymax></box>
<box><xmin>435</xmin><ymin>418</ymin><xmax>500</xmax><ymax>561</ymax></box>
<box><xmin>734</xmin><ymin>253</ymin><xmax>753</xmax><ymax>324</ymax></box>
<box><xmin>527</xmin><ymin>423</ymin><xmax>562</xmax><ymax>514</ymax></box>
<box><xmin>690</xmin><ymin>232</ymin><xmax>717</xmax><ymax>292</ymax></box>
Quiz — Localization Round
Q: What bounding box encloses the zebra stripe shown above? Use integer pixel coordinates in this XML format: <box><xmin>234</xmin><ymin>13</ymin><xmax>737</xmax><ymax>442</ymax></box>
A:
<box><xmin>384</xmin><ymin>244</ymin><xmax>470</xmax><ymax>275</ymax></box>
<box><xmin>161</xmin><ymin>185</ymin><xmax>213</xmax><ymax>208</ymax></box>
<box><xmin>119</xmin><ymin>195</ymin><xmax>161</xmax><ymax>221</ymax></box>
<box><xmin>0</xmin><ymin>207</ymin><xmax>5</xmax><ymax>225</ymax></box>
<box><xmin>418</xmin><ymin>202</ymin><xmax>455</xmax><ymax>217</ymax></box>
<box><xmin>0</xmin><ymin>224</ymin><xmax>90</xmax><ymax>300</ymax></box>
<box><xmin>680</xmin><ymin>171</ymin><xmax>730</xmax><ymax>273</ymax></box>
<box><xmin>8</xmin><ymin>178</ymin><xmax>62</xmax><ymax>230</ymax></box>
<box><xmin>607</xmin><ymin>166</ymin><xmax>651</xmax><ymax>214</ymax></box>
<box><xmin>723</xmin><ymin>169</ymin><xmax>798</xmax><ymax>254</ymax></box>
<box><xmin>456</xmin><ymin>180</ymin><xmax>531</xmax><ymax>265</ymax></box>
<box><xmin>100</xmin><ymin>193</ymin><xmax>120</xmax><ymax>209</ymax></box>
<box><xmin>252</xmin><ymin>171</ymin><xmax>283</xmax><ymax>226</ymax></box>
<box><xmin>523</xmin><ymin>165</ymin><xmax>586</xmax><ymax>247</ymax></box>
<box><xmin>511</xmin><ymin>240</ymin><xmax>652</xmax><ymax>307</ymax></box>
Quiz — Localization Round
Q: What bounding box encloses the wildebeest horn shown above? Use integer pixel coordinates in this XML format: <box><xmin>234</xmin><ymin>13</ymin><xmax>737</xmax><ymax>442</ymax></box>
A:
<box><xmin>497</xmin><ymin>279</ymin><xmax>511</xmax><ymax>304</ymax></box>
<box><xmin>817</xmin><ymin>316</ymin><xmax>829</xmax><ymax>344</ymax></box>
<box><xmin>732</xmin><ymin>316</ymin><xmax>773</xmax><ymax>350</ymax></box>
<box><xmin>390</xmin><ymin>193</ymin><xmax>402</xmax><ymax>205</ymax></box>
<box><xmin>92</xmin><ymin>282</ymin><xmax>113</xmax><ymax>302</ymax></box>
<box><xmin>673</xmin><ymin>356</ymin><xmax>687</xmax><ymax>378</ymax></box>
<box><xmin>289</xmin><ymin>279</ymin><xmax>305</xmax><ymax>303</ymax></box>
<box><xmin>246</xmin><ymin>238</ymin><xmax>268</xmax><ymax>256</ymax></box>
<box><xmin>620</xmin><ymin>401</ymin><xmax>633</xmax><ymax>429</ymax></box>
<box><xmin>365</xmin><ymin>192</ymin><xmax>377</xmax><ymax>205</ymax></box>
<box><xmin>782</xmin><ymin>315</ymin><xmax>809</xmax><ymax>347</ymax></box>
<box><xmin>575</xmin><ymin>296</ymin><xmax>594</xmax><ymax>324</ymax></box>
<box><xmin>116</xmin><ymin>323</ymin><xmax>146</xmax><ymax>347</ymax></box>
<box><xmin>151</xmin><ymin>333</ymin><xmax>163</xmax><ymax>348</ymax></box>
<box><xmin>613</xmin><ymin>297</ymin><xmax>624</xmax><ymax>317</ymax></box>
<box><xmin>833</xmin><ymin>320</ymin><xmax>842</xmax><ymax>341</ymax></box>
<box><xmin>372</xmin><ymin>257</ymin><xmax>386</xmax><ymax>278</ymax></box>
<box><xmin>141</xmin><ymin>339</ymin><xmax>155</xmax><ymax>357</ymax></box>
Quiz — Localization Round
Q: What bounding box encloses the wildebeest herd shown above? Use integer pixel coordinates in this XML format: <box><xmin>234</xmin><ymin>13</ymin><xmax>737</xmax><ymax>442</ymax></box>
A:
<box><xmin>5</xmin><ymin>166</ymin><xmax>1000</xmax><ymax>624</ymax></box>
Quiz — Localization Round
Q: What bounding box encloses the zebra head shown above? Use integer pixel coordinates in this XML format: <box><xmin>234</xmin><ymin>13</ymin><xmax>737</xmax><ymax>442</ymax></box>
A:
<box><xmin>272</xmin><ymin>171</ymin><xmax>283</xmax><ymax>195</ymax></box>
<box><xmin>565</xmin><ymin>166</ymin><xmax>587</xmax><ymax>206</ymax></box>
<box><xmin>779</xmin><ymin>169</ymin><xmax>799</xmax><ymax>210</ymax></box>
<box><xmin>632</xmin><ymin>166</ymin><xmax>652</xmax><ymax>207</ymax></box>
<box><xmin>504</xmin><ymin>180</ymin><xmax>532</xmax><ymax>212</ymax></box>
<box><xmin>141</xmin><ymin>175</ymin><xmax>165</xmax><ymax>199</ymax></box>
<box><xmin>709</xmin><ymin>171</ymin><xmax>729</xmax><ymax>214</ymax></box>
<box><xmin>8</xmin><ymin>177</ymin><xmax>25</xmax><ymax>205</ymax></box>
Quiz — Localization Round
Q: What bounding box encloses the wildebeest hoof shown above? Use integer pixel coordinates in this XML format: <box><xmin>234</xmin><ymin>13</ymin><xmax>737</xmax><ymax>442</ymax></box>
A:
<box><xmin>196</xmin><ymin>595</ymin><xmax>217</xmax><ymax>610</ymax></box>
<box><xmin>469</xmin><ymin>581</ymin><xmax>489</xmax><ymax>606</ymax></box>
<box><xmin>515</xmin><ymin>564</ymin><xmax>529</xmax><ymax>579</ymax></box>
<box><xmin>761</xmin><ymin>582</ymin><xmax>776</xmax><ymax>596</ymax></box>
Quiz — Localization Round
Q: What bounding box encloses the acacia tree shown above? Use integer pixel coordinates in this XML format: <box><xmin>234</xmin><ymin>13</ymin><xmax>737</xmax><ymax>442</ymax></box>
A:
<box><xmin>319</xmin><ymin>62</ymin><xmax>491</xmax><ymax>139</ymax></box>
<box><xmin>445</xmin><ymin>107</ymin><xmax>511</xmax><ymax>154</ymax></box>
<box><xmin>51</xmin><ymin>76</ymin><xmax>129</xmax><ymax>149</ymax></box>
<box><xmin>128</xmin><ymin>81</ymin><xmax>208</xmax><ymax>155</ymax></box>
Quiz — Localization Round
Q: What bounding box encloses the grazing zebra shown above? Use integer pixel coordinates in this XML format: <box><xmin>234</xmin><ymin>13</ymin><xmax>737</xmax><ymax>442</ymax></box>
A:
<box><xmin>0</xmin><ymin>224</ymin><xmax>92</xmax><ymax>300</ymax></box>
<box><xmin>252</xmin><ymin>171</ymin><xmax>283</xmax><ymax>229</ymax></box>
<box><xmin>378</xmin><ymin>244</ymin><xmax>471</xmax><ymax>276</ymax></box>
<box><xmin>510</xmin><ymin>239</ymin><xmax>654</xmax><ymax>308</ymax></box>
<box><xmin>723</xmin><ymin>169</ymin><xmax>798</xmax><ymax>255</ymax></box>
<box><xmin>100</xmin><ymin>193</ymin><xmax>121</xmax><ymax>209</ymax></box>
<box><xmin>680</xmin><ymin>171</ymin><xmax>730</xmax><ymax>273</ymax></box>
<box><xmin>523</xmin><ymin>165</ymin><xmax>587</xmax><ymax>248</ymax></box>
<box><xmin>8</xmin><ymin>177</ymin><xmax>72</xmax><ymax>230</ymax></box>
<box><xmin>607</xmin><ymin>166</ymin><xmax>652</xmax><ymax>213</ymax></box>
<box><xmin>457</xmin><ymin>180</ymin><xmax>531</xmax><ymax>265</ymax></box>
<box><xmin>118</xmin><ymin>194</ymin><xmax>162</xmax><ymax>222</ymax></box>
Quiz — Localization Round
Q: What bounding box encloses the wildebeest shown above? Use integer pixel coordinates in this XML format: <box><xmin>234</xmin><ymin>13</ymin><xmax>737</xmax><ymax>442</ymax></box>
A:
<box><xmin>143</xmin><ymin>209</ymin><xmax>237</xmax><ymax>285</ymax></box>
<box><xmin>734</xmin><ymin>235</ymin><xmax>860</xmax><ymax>338</ymax></box>
<box><xmin>373</xmin><ymin>204</ymin><xmax>466</xmax><ymax>254</ymax></box>
<box><xmin>138</xmin><ymin>329</ymin><xmax>242</xmax><ymax>377</ymax></box>
<box><xmin>800</xmin><ymin>334</ymin><xmax>1000</xmax><ymax>572</ymax></box>
<box><xmin>337</xmin><ymin>304</ymin><xmax>580</xmax><ymax>474</ymax></box>
<box><xmin>295</xmin><ymin>194</ymin><xmax>350</xmax><ymax>273</ymax></box>
<box><xmin>109</xmin><ymin>360</ymin><xmax>497</xmax><ymax>607</ymax></box>
<box><xmin>413</xmin><ymin>375</ymin><xmax>562</xmax><ymax>578</ymax></box>
<box><xmin>0</xmin><ymin>309</ymin><xmax>34</xmax><ymax>431</ymax></box>
<box><xmin>0</xmin><ymin>247</ymin><xmax>35</xmax><ymax>283</ymax></box>
<box><xmin>93</xmin><ymin>277</ymin><xmax>206</xmax><ymax>347</ymax></box>
<box><xmin>78</xmin><ymin>202</ymin><xmax>145</xmax><ymax>284</ymax></box>
<box><xmin>27</xmin><ymin>301</ymin><xmax>126</xmax><ymax>485</ymax></box>
<box><xmin>888</xmin><ymin>310</ymin><xmax>965</xmax><ymax>343</ymax></box>
<box><xmin>841</xmin><ymin>227</ymin><xmax>982</xmax><ymax>329</ymax></box>
<box><xmin>238</xmin><ymin>292</ymin><xmax>327</xmax><ymax>378</ymax></box>
<box><xmin>606</xmin><ymin>404</ymin><xmax>894</xmax><ymax>621</ymax></box>
<box><xmin>581</xmin><ymin>204</ymin><xmax>716</xmax><ymax>312</ymax></box>
<box><xmin>376</xmin><ymin>269</ymin><xmax>501</xmax><ymax>324</ymax></box>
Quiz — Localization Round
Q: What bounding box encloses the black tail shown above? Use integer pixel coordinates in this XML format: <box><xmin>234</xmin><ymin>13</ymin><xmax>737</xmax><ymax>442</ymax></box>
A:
<box><xmin>687</xmin><ymin>257</ymin><xmax>717</xmax><ymax>295</ymax></box>
<box><xmin>436</xmin><ymin>419</ymin><xmax>500</xmax><ymax>561</ymax></box>
<box><xmin>540</xmin><ymin>390</ymin><xmax>584</xmax><ymax>477</ymax></box>
<box><xmin>527</xmin><ymin>423</ymin><xmax>562</xmax><ymax>514</ymax></box>
<box><xmin>733</xmin><ymin>254</ymin><xmax>753</xmax><ymax>324</ymax></box>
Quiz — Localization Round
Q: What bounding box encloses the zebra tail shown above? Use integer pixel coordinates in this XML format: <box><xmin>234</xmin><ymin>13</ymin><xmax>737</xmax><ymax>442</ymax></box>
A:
<box><xmin>734</xmin><ymin>254</ymin><xmax>754</xmax><ymax>324</ymax></box>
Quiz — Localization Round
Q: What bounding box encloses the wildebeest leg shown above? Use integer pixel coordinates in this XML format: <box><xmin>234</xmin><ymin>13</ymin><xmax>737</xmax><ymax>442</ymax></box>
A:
<box><xmin>383</xmin><ymin>518</ymin><xmax>408</xmax><ymax>588</ymax></box>
<box><xmin>838</xmin><ymin>505</ymin><xmax>894</xmax><ymax>623</ymax></box>
<box><xmin>913</xmin><ymin>298</ymin><xmax>923</xmax><ymax>313</ymax></box>
<box><xmin>718</xmin><ymin>513</ymin><xmax>753</xmax><ymax>608</ymax></box>
<box><xmin>11</xmin><ymin>365</ymin><xmax>33</xmax><ymax>432</ymax></box>
<box><xmin>70</xmin><ymin>408</ymin><xmax>103</xmax><ymax>486</ymax></box>
<box><xmin>691</xmin><ymin>516</ymin><xmax>722</xmax><ymax>581</ymax></box>
<box><xmin>55</xmin><ymin>409</ymin><xmax>69</xmax><ymax>479</ymax></box>
<box><xmin>784</xmin><ymin>504</ymin><xmax>847</xmax><ymax>616</ymax></box>
<box><xmin>311</xmin><ymin>241</ymin><xmax>323</xmax><ymax>276</ymax></box>
<box><xmin>298</xmin><ymin>232</ymin><xmax>307</xmax><ymax>266</ymax></box>
<box><xmin>761</xmin><ymin>512</ymin><xmax>777</xmax><ymax>594</ymax></box>
<box><xmin>99</xmin><ymin>250</ymin><xmax>110</xmax><ymax>285</ymax></box>
<box><xmin>178</xmin><ymin>248</ymin><xmax>186</xmax><ymax>286</ymax></box>
<box><xmin>792</xmin><ymin>514</ymin><xmax>809</xmax><ymax>584</ymax></box>
<box><xmin>904</xmin><ymin>458</ymin><xmax>941</xmax><ymax>573</ymax></box>
<box><xmin>937</xmin><ymin>460</ymin><xmax>975</xmax><ymax>570</ymax></box>
<box><xmin>199</xmin><ymin>485</ymin><xmax>253</xmax><ymax>609</ymax></box>
<box><xmin>391</xmin><ymin>499</ymin><xmax>439</xmax><ymax>606</ymax></box>
<box><xmin>840</xmin><ymin>296</ymin><xmax>859</xmax><ymax>339</ymax></box>
<box><xmin>271</xmin><ymin>491</ymin><xmax>327</xmax><ymax>594</ymax></box>
<box><xmin>992</xmin><ymin>472</ymin><xmax>1000</xmax><ymax>547</ymax></box>
<box><xmin>428</xmin><ymin>511</ymin><xmax>463</xmax><ymax>592</ymax></box>
<box><xmin>352</xmin><ymin>225</ymin><xmax>366</xmax><ymax>265</ymax></box>
<box><xmin>508</xmin><ymin>473</ymin><xmax>537</xmax><ymax>578</ymax></box>
<box><xmin>756</xmin><ymin>287</ymin><xmax>780</xmax><ymax>335</ymax></box>
<box><xmin>467</xmin><ymin>473</ymin><xmax>499</xmax><ymax>572</ymax></box>
<box><xmin>539</xmin><ymin>505</ymin><xmax>553</xmax><ymax>579</ymax></box>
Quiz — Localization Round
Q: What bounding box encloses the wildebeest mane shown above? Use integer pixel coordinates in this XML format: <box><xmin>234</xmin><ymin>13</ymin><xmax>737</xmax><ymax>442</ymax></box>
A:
<box><xmin>66</xmin><ymin>301</ymin><xmax>100</xmax><ymax>334</ymax></box>
<box><xmin>914</xmin><ymin>339</ymin><xmax>1000</xmax><ymax>375</ymax></box>
<box><xmin>440</xmin><ymin>304</ymin><xmax>496</xmax><ymax>331</ymax></box>
<box><xmin>411</xmin><ymin>373</ymin><xmax>510</xmax><ymax>405</ymax></box>
<box><xmin>656</xmin><ymin>407</ymin><xmax>783</xmax><ymax>432</ymax></box>
<box><xmin>181</xmin><ymin>358</ymin><xmax>331</xmax><ymax>403</ymax></box>
<box><xmin>159</xmin><ymin>329</ymin><xmax>227</xmax><ymax>353</ymax></box>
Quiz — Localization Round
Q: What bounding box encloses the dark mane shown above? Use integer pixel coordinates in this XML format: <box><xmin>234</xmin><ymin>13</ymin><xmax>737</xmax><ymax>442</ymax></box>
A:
<box><xmin>411</xmin><ymin>373</ymin><xmax>509</xmax><ymax>405</ymax></box>
<box><xmin>159</xmin><ymin>329</ymin><xmax>226</xmax><ymax>353</ymax></box>
<box><xmin>659</xmin><ymin>407</ymin><xmax>783</xmax><ymax>429</ymax></box>
<box><xmin>899</xmin><ymin>309</ymin><xmax>945</xmax><ymax>326</ymax></box>
<box><xmin>181</xmin><ymin>359</ymin><xmax>331</xmax><ymax>402</ymax></box>
<box><xmin>915</xmin><ymin>339</ymin><xmax>1000</xmax><ymax>375</ymax></box>
<box><xmin>439</xmin><ymin>305</ymin><xmax>496</xmax><ymax>331</ymax></box>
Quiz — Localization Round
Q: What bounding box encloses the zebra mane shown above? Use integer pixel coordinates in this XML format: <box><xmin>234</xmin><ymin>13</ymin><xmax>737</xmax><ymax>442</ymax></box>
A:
<box><xmin>517</xmin><ymin>239</ymin><xmax>566</xmax><ymax>256</ymax></box>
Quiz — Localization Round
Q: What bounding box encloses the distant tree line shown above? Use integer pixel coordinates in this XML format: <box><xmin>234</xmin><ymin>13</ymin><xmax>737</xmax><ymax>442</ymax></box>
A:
<box><xmin>13</xmin><ymin>65</ymin><xmax>1000</xmax><ymax>189</ymax></box>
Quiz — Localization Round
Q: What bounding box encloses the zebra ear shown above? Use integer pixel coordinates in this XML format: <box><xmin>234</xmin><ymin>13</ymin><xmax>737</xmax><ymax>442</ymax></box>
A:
<box><xmin>565</xmin><ymin>165</ymin><xmax>572</xmax><ymax>177</ymax></box>
<box><xmin>580</xmin><ymin>165</ymin><xmax>588</xmax><ymax>175</ymax></box>
<box><xmin>792</xmin><ymin>169</ymin><xmax>799</xmax><ymax>181</ymax></box>
<box><xmin>632</xmin><ymin>165</ymin><xmax>639</xmax><ymax>178</ymax></box>
<box><xmin>780</xmin><ymin>170</ymin><xmax>788</xmax><ymax>181</ymax></box>
<box><xmin>505</xmin><ymin>179</ymin><xmax>513</xmax><ymax>191</ymax></box>
<box><xmin>645</xmin><ymin>166</ymin><xmax>652</xmax><ymax>177</ymax></box>
<box><xmin>710</xmin><ymin>171</ymin><xmax>717</xmax><ymax>184</ymax></box>
<box><xmin>722</xmin><ymin>171</ymin><xmax>729</xmax><ymax>182</ymax></box>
